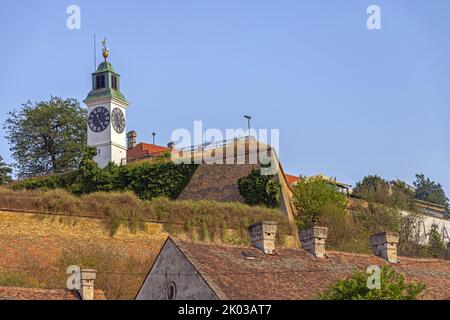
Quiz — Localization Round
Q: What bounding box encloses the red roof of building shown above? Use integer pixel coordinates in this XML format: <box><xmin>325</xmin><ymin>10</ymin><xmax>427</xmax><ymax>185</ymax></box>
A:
<box><xmin>0</xmin><ymin>286</ymin><xmax>106</xmax><ymax>300</ymax></box>
<box><xmin>169</xmin><ymin>237</ymin><xmax>450</xmax><ymax>300</ymax></box>
<box><xmin>285</xmin><ymin>174</ymin><xmax>300</xmax><ymax>186</ymax></box>
<box><xmin>126</xmin><ymin>142</ymin><xmax>171</xmax><ymax>162</ymax></box>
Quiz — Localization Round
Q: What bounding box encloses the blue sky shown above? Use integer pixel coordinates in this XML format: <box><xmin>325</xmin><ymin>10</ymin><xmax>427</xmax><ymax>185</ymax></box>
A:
<box><xmin>0</xmin><ymin>0</ymin><xmax>449</xmax><ymax>195</ymax></box>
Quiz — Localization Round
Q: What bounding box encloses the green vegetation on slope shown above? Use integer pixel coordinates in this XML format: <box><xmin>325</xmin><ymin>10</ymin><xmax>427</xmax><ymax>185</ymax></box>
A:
<box><xmin>0</xmin><ymin>188</ymin><xmax>290</xmax><ymax>241</ymax></box>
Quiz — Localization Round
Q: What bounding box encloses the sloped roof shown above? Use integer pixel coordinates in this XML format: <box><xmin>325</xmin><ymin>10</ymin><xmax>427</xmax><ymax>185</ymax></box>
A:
<box><xmin>0</xmin><ymin>286</ymin><xmax>107</xmax><ymax>300</ymax></box>
<box><xmin>126</xmin><ymin>143</ymin><xmax>171</xmax><ymax>161</ymax></box>
<box><xmin>170</xmin><ymin>238</ymin><xmax>450</xmax><ymax>300</ymax></box>
<box><xmin>285</xmin><ymin>174</ymin><xmax>300</xmax><ymax>186</ymax></box>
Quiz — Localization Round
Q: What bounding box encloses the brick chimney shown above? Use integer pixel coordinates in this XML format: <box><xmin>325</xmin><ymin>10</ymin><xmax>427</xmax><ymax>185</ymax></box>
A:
<box><xmin>127</xmin><ymin>131</ymin><xmax>137</xmax><ymax>150</ymax></box>
<box><xmin>79</xmin><ymin>269</ymin><xmax>97</xmax><ymax>300</ymax></box>
<box><xmin>248</xmin><ymin>221</ymin><xmax>278</xmax><ymax>254</ymax></box>
<box><xmin>369</xmin><ymin>232</ymin><xmax>399</xmax><ymax>263</ymax></box>
<box><xmin>299</xmin><ymin>226</ymin><xmax>328</xmax><ymax>258</ymax></box>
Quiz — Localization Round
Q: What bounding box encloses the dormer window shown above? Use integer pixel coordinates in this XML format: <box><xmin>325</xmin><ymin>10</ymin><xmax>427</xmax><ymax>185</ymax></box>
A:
<box><xmin>111</xmin><ymin>75</ymin><xmax>118</xmax><ymax>90</ymax></box>
<box><xmin>95</xmin><ymin>74</ymin><xmax>106</xmax><ymax>90</ymax></box>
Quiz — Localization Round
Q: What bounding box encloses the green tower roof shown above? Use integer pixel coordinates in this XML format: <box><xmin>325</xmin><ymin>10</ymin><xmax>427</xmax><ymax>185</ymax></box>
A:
<box><xmin>84</xmin><ymin>60</ymin><xmax>128</xmax><ymax>104</ymax></box>
<box><xmin>93</xmin><ymin>61</ymin><xmax>116</xmax><ymax>74</ymax></box>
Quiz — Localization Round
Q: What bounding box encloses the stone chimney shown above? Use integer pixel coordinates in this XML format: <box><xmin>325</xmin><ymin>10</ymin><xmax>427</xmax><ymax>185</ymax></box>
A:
<box><xmin>248</xmin><ymin>221</ymin><xmax>278</xmax><ymax>254</ymax></box>
<box><xmin>79</xmin><ymin>269</ymin><xmax>97</xmax><ymax>300</ymax></box>
<box><xmin>299</xmin><ymin>226</ymin><xmax>328</xmax><ymax>258</ymax></box>
<box><xmin>369</xmin><ymin>232</ymin><xmax>399</xmax><ymax>263</ymax></box>
<box><xmin>127</xmin><ymin>131</ymin><xmax>137</xmax><ymax>150</ymax></box>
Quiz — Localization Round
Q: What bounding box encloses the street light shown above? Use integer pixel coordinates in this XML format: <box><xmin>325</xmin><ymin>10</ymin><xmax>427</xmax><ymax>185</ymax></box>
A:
<box><xmin>152</xmin><ymin>132</ymin><xmax>156</xmax><ymax>145</ymax></box>
<box><xmin>244</xmin><ymin>115</ymin><xmax>252</xmax><ymax>136</ymax></box>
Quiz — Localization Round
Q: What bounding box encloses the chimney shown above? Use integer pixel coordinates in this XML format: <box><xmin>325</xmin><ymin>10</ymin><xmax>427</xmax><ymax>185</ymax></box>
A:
<box><xmin>299</xmin><ymin>226</ymin><xmax>328</xmax><ymax>258</ymax></box>
<box><xmin>127</xmin><ymin>131</ymin><xmax>137</xmax><ymax>149</ymax></box>
<box><xmin>248</xmin><ymin>221</ymin><xmax>278</xmax><ymax>254</ymax></box>
<box><xmin>369</xmin><ymin>232</ymin><xmax>399</xmax><ymax>263</ymax></box>
<box><xmin>79</xmin><ymin>269</ymin><xmax>97</xmax><ymax>300</ymax></box>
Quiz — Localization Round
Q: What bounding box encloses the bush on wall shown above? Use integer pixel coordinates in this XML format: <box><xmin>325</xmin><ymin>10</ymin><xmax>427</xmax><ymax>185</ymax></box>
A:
<box><xmin>238</xmin><ymin>169</ymin><xmax>281</xmax><ymax>208</ymax></box>
<box><xmin>12</xmin><ymin>148</ymin><xmax>198</xmax><ymax>201</ymax></box>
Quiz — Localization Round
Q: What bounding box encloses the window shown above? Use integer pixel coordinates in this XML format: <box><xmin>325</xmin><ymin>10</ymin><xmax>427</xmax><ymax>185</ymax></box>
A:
<box><xmin>166</xmin><ymin>282</ymin><xmax>177</xmax><ymax>300</ymax></box>
<box><xmin>95</xmin><ymin>75</ymin><xmax>106</xmax><ymax>90</ymax></box>
<box><xmin>111</xmin><ymin>75</ymin><xmax>118</xmax><ymax>90</ymax></box>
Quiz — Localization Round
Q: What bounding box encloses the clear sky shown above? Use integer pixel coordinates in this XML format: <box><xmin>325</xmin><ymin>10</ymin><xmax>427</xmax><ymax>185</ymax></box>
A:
<box><xmin>0</xmin><ymin>0</ymin><xmax>449</xmax><ymax>195</ymax></box>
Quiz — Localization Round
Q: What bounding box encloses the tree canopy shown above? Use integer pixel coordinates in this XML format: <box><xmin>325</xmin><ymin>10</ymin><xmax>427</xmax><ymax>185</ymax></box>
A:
<box><xmin>318</xmin><ymin>266</ymin><xmax>425</xmax><ymax>300</ymax></box>
<box><xmin>413</xmin><ymin>173</ymin><xmax>449</xmax><ymax>209</ymax></box>
<box><xmin>3</xmin><ymin>97</ymin><xmax>87</xmax><ymax>177</ymax></box>
<box><xmin>292</xmin><ymin>176</ymin><xmax>348</xmax><ymax>229</ymax></box>
<box><xmin>0</xmin><ymin>155</ymin><xmax>12</xmax><ymax>185</ymax></box>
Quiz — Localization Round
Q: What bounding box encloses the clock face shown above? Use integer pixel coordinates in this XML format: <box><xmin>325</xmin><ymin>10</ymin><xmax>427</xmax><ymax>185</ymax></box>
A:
<box><xmin>88</xmin><ymin>107</ymin><xmax>110</xmax><ymax>133</ymax></box>
<box><xmin>111</xmin><ymin>108</ymin><xmax>125</xmax><ymax>133</ymax></box>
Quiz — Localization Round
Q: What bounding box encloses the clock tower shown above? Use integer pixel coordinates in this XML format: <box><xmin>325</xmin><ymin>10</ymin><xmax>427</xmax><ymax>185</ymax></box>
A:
<box><xmin>84</xmin><ymin>40</ymin><xmax>128</xmax><ymax>168</ymax></box>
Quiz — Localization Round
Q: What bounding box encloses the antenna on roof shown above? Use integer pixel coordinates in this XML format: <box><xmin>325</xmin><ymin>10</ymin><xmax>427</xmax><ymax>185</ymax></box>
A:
<box><xmin>93</xmin><ymin>33</ymin><xmax>97</xmax><ymax>70</ymax></box>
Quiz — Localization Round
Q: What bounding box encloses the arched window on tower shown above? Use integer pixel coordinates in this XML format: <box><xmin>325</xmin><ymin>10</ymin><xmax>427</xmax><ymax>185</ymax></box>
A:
<box><xmin>95</xmin><ymin>74</ymin><xmax>106</xmax><ymax>90</ymax></box>
<box><xmin>111</xmin><ymin>75</ymin><xmax>118</xmax><ymax>90</ymax></box>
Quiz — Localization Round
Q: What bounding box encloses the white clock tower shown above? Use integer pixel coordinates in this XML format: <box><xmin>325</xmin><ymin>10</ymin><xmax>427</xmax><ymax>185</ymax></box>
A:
<box><xmin>84</xmin><ymin>40</ymin><xmax>128</xmax><ymax>168</ymax></box>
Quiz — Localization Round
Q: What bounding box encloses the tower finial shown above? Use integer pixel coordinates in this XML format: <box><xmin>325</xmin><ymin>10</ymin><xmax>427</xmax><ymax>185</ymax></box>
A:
<box><xmin>101</xmin><ymin>37</ymin><xmax>109</xmax><ymax>62</ymax></box>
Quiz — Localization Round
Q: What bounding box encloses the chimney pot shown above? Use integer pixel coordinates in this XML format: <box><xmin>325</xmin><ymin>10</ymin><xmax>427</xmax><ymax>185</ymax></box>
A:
<box><xmin>79</xmin><ymin>269</ymin><xmax>97</xmax><ymax>300</ymax></box>
<box><xmin>127</xmin><ymin>131</ymin><xmax>137</xmax><ymax>150</ymax></box>
<box><xmin>299</xmin><ymin>226</ymin><xmax>328</xmax><ymax>258</ymax></box>
<box><xmin>248</xmin><ymin>221</ymin><xmax>278</xmax><ymax>254</ymax></box>
<box><xmin>369</xmin><ymin>231</ymin><xmax>399</xmax><ymax>263</ymax></box>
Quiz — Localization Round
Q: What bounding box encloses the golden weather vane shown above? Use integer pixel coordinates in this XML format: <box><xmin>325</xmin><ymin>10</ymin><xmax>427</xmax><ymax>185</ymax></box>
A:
<box><xmin>101</xmin><ymin>37</ymin><xmax>109</xmax><ymax>61</ymax></box>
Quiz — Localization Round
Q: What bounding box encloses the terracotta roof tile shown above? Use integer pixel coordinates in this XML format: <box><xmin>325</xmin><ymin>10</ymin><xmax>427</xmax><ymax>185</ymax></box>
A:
<box><xmin>171</xmin><ymin>238</ymin><xmax>450</xmax><ymax>300</ymax></box>
<box><xmin>126</xmin><ymin>142</ymin><xmax>170</xmax><ymax>161</ymax></box>
<box><xmin>285</xmin><ymin>174</ymin><xmax>300</xmax><ymax>186</ymax></box>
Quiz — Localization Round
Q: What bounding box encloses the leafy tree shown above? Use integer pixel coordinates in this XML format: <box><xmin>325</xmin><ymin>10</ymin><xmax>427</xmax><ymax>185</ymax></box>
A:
<box><xmin>427</xmin><ymin>225</ymin><xmax>446</xmax><ymax>258</ymax></box>
<box><xmin>353</xmin><ymin>175</ymin><xmax>390</xmax><ymax>202</ymax></box>
<box><xmin>318</xmin><ymin>266</ymin><xmax>425</xmax><ymax>300</ymax></box>
<box><xmin>238</xmin><ymin>169</ymin><xmax>280</xmax><ymax>208</ymax></box>
<box><xmin>3</xmin><ymin>97</ymin><xmax>87</xmax><ymax>177</ymax></box>
<box><xmin>0</xmin><ymin>155</ymin><xmax>12</xmax><ymax>185</ymax></box>
<box><xmin>71</xmin><ymin>147</ymin><xmax>114</xmax><ymax>194</ymax></box>
<box><xmin>292</xmin><ymin>176</ymin><xmax>347</xmax><ymax>229</ymax></box>
<box><xmin>353</xmin><ymin>175</ymin><xmax>414</xmax><ymax>209</ymax></box>
<box><xmin>413</xmin><ymin>173</ymin><xmax>449</xmax><ymax>209</ymax></box>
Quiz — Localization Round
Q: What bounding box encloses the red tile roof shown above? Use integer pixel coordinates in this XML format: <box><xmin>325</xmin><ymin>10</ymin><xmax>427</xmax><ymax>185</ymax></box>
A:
<box><xmin>126</xmin><ymin>142</ymin><xmax>170</xmax><ymax>162</ymax></box>
<box><xmin>171</xmin><ymin>238</ymin><xmax>450</xmax><ymax>300</ymax></box>
<box><xmin>0</xmin><ymin>287</ymin><xmax>106</xmax><ymax>300</ymax></box>
<box><xmin>285</xmin><ymin>174</ymin><xmax>300</xmax><ymax>186</ymax></box>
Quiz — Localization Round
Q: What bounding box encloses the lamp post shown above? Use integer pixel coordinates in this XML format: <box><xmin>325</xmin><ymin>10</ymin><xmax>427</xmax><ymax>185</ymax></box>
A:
<box><xmin>152</xmin><ymin>132</ymin><xmax>156</xmax><ymax>145</ymax></box>
<box><xmin>244</xmin><ymin>115</ymin><xmax>252</xmax><ymax>137</ymax></box>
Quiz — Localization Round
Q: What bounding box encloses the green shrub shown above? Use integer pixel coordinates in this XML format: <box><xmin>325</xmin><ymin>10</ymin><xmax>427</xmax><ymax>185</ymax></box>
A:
<box><xmin>318</xmin><ymin>266</ymin><xmax>425</xmax><ymax>300</ymax></box>
<box><xmin>427</xmin><ymin>225</ymin><xmax>447</xmax><ymax>258</ymax></box>
<box><xmin>292</xmin><ymin>176</ymin><xmax>348</xmax><ymax>229</ymax></box>
<box><xmin>238</xmin><ymin>169</ymin><xmax>281</xmax><ymax>208</ymax></box>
